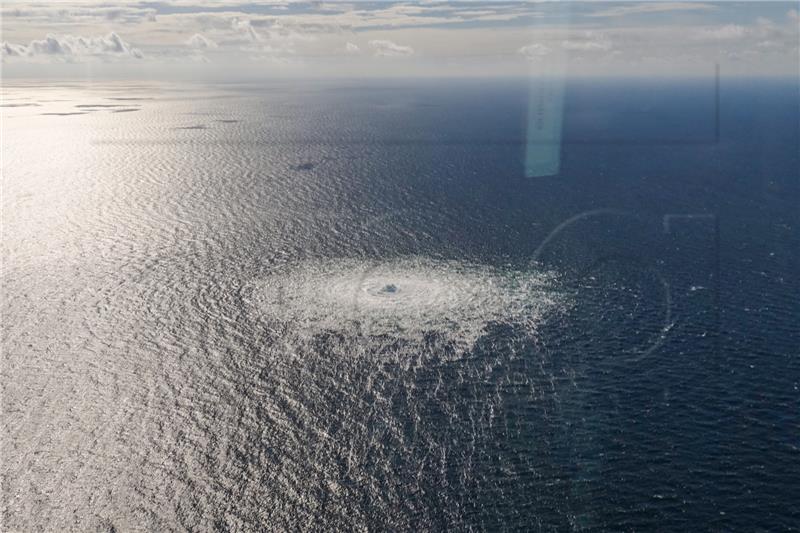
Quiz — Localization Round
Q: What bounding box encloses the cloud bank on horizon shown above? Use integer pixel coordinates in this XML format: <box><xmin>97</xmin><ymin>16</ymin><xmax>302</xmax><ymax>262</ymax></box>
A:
<box><xmin>1</xmin><ymin>1</ymin><xmax>798</xmax><ymax>78</ymax></box>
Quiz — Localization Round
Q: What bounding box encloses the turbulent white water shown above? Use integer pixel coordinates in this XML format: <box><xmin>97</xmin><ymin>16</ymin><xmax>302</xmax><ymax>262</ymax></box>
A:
<box><xmin>248</xmin><ymin>256</ymin><xmax>566</xmax><ymax>349</ymax></box>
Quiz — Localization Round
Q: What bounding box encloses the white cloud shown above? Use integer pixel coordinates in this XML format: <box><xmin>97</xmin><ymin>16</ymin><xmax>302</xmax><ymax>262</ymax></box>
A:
<box><xmin>0</xmin><ymin>1</ymin><xmax>797</xmax><ymax>76</ymax></box>
<box><xmin>518</xmin><ymin>43</ymin><xmax>551</xmax><ymax>59</ymax></box>
<box><xmin>563</xmin><ymin>41</ymin><xmax>612</xmax><ymax>52</ymax></box>
<box><xmin>232</xmin><ymin>18</ymin><xmax>264</xmax><ymax>43</ymax></box>
<box><xmin>699</xmin><ymin>24</ymin><xmax>748</xmax><ymax>40</ymax></box>
<box><xmin>589</xmin><ymin>2</ymin><xmax>715</xmax><ymax>18</ymax></box>
<box><xmin>2</xmin><ymin>42</ymin><xmax>29</xmax><ymax>57</ymax></box>
<box><xmin>2</xmin><ymin>32</ymin><xmax>143</xmax><ymax>61</ymax></box>
<box><xmin>1</xmin><ymin>1</ymin><xmax>538</xmax><ymax>37</ymax></box>
<box><xmin>562</xmin><ymin>33</ymin><xmax>613</xmax><ymax>52</ymax></box>
<box><xmin>186</xmin><ymin>33</ymin><xmax>218</xmax><ymax>49</ymax></box>
<box><xmin>694</xmin><ymin>17</ymin><xmax>796</xmax><ymax>47</ymax></box>
<box><xmin>368</xmin><ymin>39</ymin><xmax>413</xmax><ymax>57</ymax></box>
<box><xmin>227</xmin><ymin>18</ymin><xmax>314</xmax><ymax>58</ymax></box>
<box><xmin>1</xmin><ymin>5</ymin><xmax>157</xmax><ymax>25</ymax></box>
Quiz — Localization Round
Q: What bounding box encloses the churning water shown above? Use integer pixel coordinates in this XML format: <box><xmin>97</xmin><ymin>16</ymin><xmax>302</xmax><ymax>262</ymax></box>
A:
<box><xmin>248</xmin><ymin>257</ymin><xmax>565</xmax><ymax>351</ymax></box>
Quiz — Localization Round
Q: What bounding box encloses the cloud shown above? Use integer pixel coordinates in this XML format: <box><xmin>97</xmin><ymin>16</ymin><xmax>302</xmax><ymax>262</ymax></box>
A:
<box><xmin>562</xmin><ymin>33</ymin><xmax>613</xmax><ymax>52</ymax></box>
<box><xmin>1</xmin><ymin>1</ymin><xmax>796</xmax><ymax>76</ymax></box>
<box><xmin>2</xmin><ymin>32</ymin><xmax>143</xmax><ymax>61</ymax></box>
<box><xmin>699</xmin><ymin>24</ymin><xmax>748</xmax><ymax>40</ymax></box>
<box><xmin>368</xmin><ymin>39</ymin><xmax>413</xmax><ymax>57</ymax></box>
<box><xmin>2</xmin><ymin>2</ymin><xmax>538</xmax><ymax>39</ymax></box>
<box><xmin>589</xmin><ymin>2</ymin><xmax>715</xmax><ymax>18</ymax></box>
<box><xmin>232</xmin><ymin>18</ymin><xmax>264</xmax><ymax>43</ymax></box>
<box><xmin>518</xmin><ymin>43</ymin><xmax>551</xmax><ymax>59</ymax></box>
<box><xmin>186</xmin><ymin>33</ymin><xmax>218</xmax><ymax>49</ymax></box>
<box><xmin>228</xmin><ymin>18</ymin><xmax>314</xmax><ymax>59</ymax></box>
<box><xmin>2</xmin><ymin>42</ymin><xmax>29</xmax><ymax>57</ymax></box>
<box><xmin>1</xmin><ymin>6</ymin><xmax>157</xmax><ymax>25</ymax></box>
<box><xmin>563</xmin><ymin>41</ymin><xmax>612</xmax><ymax>52</ymax></box>
<box><xmin>693</xmin><ymin>16</ymin><xmax>796</xmax><ymax>47</ymax></box>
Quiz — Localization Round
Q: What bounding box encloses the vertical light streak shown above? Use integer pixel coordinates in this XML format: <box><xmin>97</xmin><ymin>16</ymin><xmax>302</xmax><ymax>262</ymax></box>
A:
<box><xmin>524</xmin><ymin>7</ymin><xmax>570</xmax><ymax>177</ymax></box>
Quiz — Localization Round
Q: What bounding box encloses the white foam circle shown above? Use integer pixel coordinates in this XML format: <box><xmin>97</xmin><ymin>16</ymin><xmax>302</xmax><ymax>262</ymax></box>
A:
<box><xmin>248</xmin><ymin>256</ymin><xmax>566</xmax><ymax>350</ymax></box>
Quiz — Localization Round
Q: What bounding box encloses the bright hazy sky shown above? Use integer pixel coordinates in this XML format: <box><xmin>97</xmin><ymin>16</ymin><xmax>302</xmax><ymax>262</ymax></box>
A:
<box><xmin>2</xmin><ymin>1</ymin><xmax>798</xmax><ymax>78</ymax></box>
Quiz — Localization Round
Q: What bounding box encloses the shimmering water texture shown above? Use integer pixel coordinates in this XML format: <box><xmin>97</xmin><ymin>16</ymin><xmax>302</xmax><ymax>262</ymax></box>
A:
<box><xmin>2</xmin><ymin>80</ymin><xmax>799</xmax><ymax>531</ymax></box>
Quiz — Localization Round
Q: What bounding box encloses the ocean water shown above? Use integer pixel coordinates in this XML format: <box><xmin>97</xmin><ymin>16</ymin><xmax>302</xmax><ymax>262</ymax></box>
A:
<box><xmin>2</xmin><ymin>78</ymin><xmax>798</xmax><ymax>531</ymax></box>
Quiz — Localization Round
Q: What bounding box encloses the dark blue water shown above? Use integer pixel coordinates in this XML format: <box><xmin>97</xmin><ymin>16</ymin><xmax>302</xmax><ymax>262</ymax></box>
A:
<box><xmin>3</xmin><ymin>78</ymin><xmax>798</xmax><ymax>531</ymax></box>
<box><xmin>315</xmin><ymin>79</ymin><xmax>800</xmax><ymax>530</ymax></box>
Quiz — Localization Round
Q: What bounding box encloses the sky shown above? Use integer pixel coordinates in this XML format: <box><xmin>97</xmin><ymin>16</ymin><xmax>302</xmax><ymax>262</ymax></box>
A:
<box><xmin>1</xmin><ymin>1</ymin><xmax>798</xmax><ymax>79</ymax></box>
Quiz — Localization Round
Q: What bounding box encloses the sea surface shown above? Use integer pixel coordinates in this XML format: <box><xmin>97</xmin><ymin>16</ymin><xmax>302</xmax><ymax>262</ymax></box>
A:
<box><xmin>2</xmin><ymin>78</ymin><xmax>799</xmax><ymax>531</ymax></box>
